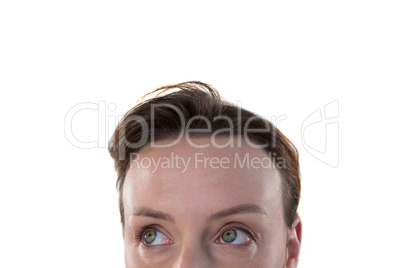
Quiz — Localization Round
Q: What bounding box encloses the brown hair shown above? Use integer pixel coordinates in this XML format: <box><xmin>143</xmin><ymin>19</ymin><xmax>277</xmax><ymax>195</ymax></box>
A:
<box><xmin>108</xmin><ymin>81</ymin><xmax>301</xmax><ymax>229</ymax></box>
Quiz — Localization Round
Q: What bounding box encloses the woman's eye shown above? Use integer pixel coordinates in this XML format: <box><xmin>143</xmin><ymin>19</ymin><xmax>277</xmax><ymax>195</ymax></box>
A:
<box><xmin>217</xmin><ymin>228</ymin><xmax>251</xmax><ymax>244</ymax></box>
<box><xmin>142</xmin><ymin>230</ymin><xmax>171</xmax><ymax>245</ymax></box>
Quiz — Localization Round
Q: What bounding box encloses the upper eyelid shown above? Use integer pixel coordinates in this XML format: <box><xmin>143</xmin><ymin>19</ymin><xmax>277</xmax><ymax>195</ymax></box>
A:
<box><xmin>139</xmin><ymin>224</ymin><xmax>167</xmax><ymax>234</ymax></box>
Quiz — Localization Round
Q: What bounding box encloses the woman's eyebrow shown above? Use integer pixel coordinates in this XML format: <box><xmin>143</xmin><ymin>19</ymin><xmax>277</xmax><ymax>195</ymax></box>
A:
<box><xmin>130</xmin><ymin>207</ymin><xmax>175</xmax><ymax>223</ymax></box>
<box><xmin>207</xmin><ymin>203</ymin><xmax>267</xmax><ymax>222</ymax></box>
<box><xmin>129</xmin><ymin>203</ymin><xmax>267</xmax><ymax>223</ymax></box>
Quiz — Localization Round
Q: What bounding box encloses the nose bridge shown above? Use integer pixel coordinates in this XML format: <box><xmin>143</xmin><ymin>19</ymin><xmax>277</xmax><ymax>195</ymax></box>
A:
<box><xmin>174</xmin><ymin>241</ymin><xmax>213</xmax><ymax>268</ymax></box>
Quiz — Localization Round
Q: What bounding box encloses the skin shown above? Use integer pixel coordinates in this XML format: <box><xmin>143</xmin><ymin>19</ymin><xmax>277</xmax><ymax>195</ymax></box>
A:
<box><xmin>123</xmin><ymin>137</ymin><xmax>302</xmax><ymax>268</ymax></box>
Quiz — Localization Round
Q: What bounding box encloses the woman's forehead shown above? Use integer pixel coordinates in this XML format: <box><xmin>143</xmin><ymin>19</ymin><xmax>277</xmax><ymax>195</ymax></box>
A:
<box><xmin>123</xmin><ymin>137</ymin><xmax>283</xmax><ymax>219</ymax></box>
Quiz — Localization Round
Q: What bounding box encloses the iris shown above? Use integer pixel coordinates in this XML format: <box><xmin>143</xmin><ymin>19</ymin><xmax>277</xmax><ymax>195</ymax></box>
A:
<box><xmin>144</xmin><ymin>230</ymin><xmax>157</xmax><ymax>244</ymax></box>
<box><xmin>221</xmin><ymin>229</ymin><xmax>237</xmax><ymax>243</ymax></box>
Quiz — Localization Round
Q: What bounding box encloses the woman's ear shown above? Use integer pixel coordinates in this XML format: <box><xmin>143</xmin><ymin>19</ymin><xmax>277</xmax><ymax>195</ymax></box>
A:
<box><xmin>285</xmin><ymin>215</ymin><xmax>302</xmax><ymax>268</ymax></box>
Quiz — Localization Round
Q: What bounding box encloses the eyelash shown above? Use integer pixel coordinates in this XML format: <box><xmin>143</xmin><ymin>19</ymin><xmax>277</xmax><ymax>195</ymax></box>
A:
<box><xmin>134</xmin><ymin>224</ymin><xmax>256</xmax><ymax>245</ymax></box>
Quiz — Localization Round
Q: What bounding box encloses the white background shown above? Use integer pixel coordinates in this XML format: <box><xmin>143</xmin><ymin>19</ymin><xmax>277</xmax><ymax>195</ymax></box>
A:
<box><xmin>1</xmin><ymin>1</ymin><xmax>401</xmax><ymax>267</ymax></box>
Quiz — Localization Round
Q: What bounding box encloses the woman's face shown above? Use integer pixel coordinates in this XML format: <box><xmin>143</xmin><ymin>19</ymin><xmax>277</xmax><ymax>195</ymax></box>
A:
<box><xmin>122</xmin><ymin>137</ymin><xmax>300</xmax><ymax>268</ymax></box>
